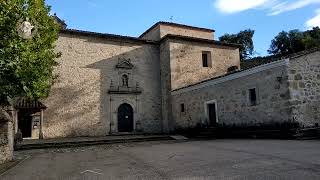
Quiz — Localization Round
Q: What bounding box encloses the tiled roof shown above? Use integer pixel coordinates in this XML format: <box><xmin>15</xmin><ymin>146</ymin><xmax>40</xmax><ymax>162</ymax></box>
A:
<box><xmin>160</xmin><ymin>34</ymin><xmax>241</xmax><ymax>48</ymax></box>
<box><xmin>242</xmin><ymin>47</ymin><xmax>320</xmax><ymax>70</ymax></box>
<box><xmin>53</xmin><ymin>14</ymin><xmax>67</xmax><ymax>28</ymax></box>
<box><xmin>60</xmin><ymin>29</ymin><xmax>158</xmax><ymax>44</ymax></box>
<box><xmin>59</xmin><ymin>29</ymin><xmax>240</xmax><ymax>49</ymax></box>
<box><xmin>14</xmin><ymin>97</ymin><xmax>46</xmax><ymax>110</ymax></box>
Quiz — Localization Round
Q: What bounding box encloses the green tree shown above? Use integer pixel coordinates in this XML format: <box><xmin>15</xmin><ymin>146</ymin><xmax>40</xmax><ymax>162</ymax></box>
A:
<box><xmin>268</xmin><ymin>30</ymin><xmax>305</xmax><ymax>55</ymax></box>
<box><xmin>0</xmin><ymin>0</ymin><xmax>60</xmax><ymax>104</ymax></box>
<box><xmin>219</xmin><ymin>29</ymin><xmax>255</xmax><ymax>60</ymax></box>
<box><xmin>303</xmin><ymin>27</ymin><xmax>320</xmax><ymax>49</ymax></box>
<box><xmin>268</xmin><ymin>27</ymin><xmax>320</xmax><ymax>55</ymax></box>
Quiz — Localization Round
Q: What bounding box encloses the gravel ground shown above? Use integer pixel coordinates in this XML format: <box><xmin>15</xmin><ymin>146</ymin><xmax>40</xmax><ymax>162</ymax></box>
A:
<box><xmin>1</xmin><ymin>139</ymin><xmax>320</xmax><ymax>180</ymax></box>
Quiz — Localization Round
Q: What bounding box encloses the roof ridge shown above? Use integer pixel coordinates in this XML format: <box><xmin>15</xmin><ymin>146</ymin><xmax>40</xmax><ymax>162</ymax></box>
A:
<box><xmin>172</xmin><ymin>59</ymin><xmax>288</xmax><ymax>92</ymax></box>
<box><xmin>60</xmin><ymin>29</ymin><xmax>158</xmax><ymax>44</ymax></box>
<box><xmin>160</xmin><ymin>34</ymin><xmax>241</xmax><ymax>48</ymax></box>
<box><xmin>243</xmin><ymin>47</ymin><xmax>320</xmax><ymax>70</ymax></box>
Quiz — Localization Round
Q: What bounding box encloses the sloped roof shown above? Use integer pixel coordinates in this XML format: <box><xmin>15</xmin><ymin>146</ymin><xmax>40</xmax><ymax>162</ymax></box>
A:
<box><xmin>14</xmin><ymin>97</ymin><xmax>46</xmax><ymax>110</ymax></box>
<box><xmin>160</xmin><ymin>34</ymin><xmax>241</xmax><ymax>48</ymax></box>
<box><xmin>242</xmin><ymin>47</ymin><xmax>320</xmax><ymax>70</ymax></box>
<box><xmin>60</xmin><ymin>29</ymin><xmax>158</xmax><ymax>44</ymax></box>
<box><xmin>53</xmin><ymin>14</ymin><xmax>67</xmax><ymax>29</ymax></box>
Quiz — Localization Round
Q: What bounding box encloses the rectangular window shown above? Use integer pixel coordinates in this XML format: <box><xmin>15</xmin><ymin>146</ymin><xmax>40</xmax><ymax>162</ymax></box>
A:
<box><xmin>249</xmin><ymin>88</ymin><xmax>257</xmax><ymax>106</ymax></box>
<box><xmin>202</xmin><ymin>51</ymin><xmax>211</xmax><ymax>67</ymax></box>
<box><xmin>180</xmin><ymin>104</ymin><xmax>185</xmax><ymax>112</ymax></box>
<box><xmin>202</xmin><ymin>53</ymin><xmax>208</xmax><ymax>67</ymax></box>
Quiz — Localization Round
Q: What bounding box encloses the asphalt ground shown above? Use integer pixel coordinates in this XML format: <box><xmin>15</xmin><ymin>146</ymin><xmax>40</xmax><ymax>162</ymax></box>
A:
<box><xmin>1</xmin><ymin>139</ymin><xmax>320</xmax><ymax>180</ymax></box>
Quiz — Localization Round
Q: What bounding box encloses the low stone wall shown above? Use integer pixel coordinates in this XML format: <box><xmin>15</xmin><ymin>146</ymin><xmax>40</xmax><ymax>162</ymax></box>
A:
<box><xmin>171</xmin><ymin>50</ymin><xmax>320</xmax><ymax>130</ymax></box>
<box><xmin>0</xmin><ymin>110</ymin><xmax>13</xmax><ymax>164</ymax></box>
<box><xmin>171</xmin><ymin>60</ymin><xmax>292</xmax><ymax>129</ymax></box>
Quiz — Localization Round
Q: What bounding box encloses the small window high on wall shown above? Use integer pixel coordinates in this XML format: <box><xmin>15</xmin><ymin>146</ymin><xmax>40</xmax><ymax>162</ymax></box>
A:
<box><xmin>180</xmin><ymin>103</ymin><xmax>185</xmax><ymax>113</ymax></box>
<box><xmin>249</xmin><ymin>88</ymin><xmax>257</xmax><ymax>106</ymax></box>
<box><xmin>202</xmin><ymin>51</ymin><xmax>212</xmax><ymax>67</ymax></box>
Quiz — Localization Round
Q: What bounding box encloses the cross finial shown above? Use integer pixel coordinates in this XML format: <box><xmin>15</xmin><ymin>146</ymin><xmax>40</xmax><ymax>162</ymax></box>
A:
<box><xmin>170</xmin><ymin>16</ymin><xmax>173</xmax><ymax>22</ymax></box>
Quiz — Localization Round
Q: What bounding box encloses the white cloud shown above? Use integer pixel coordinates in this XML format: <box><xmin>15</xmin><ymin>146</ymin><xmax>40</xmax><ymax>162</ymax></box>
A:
<box><xmin>214</xmin><ymin>0</ymin><xmax>320</xmax><ymax>15</ymax></box>
<box><xmin>306</xmin><ymin>9</ymin><xmax>320</xmax><ymax>29</ymax></box>
<box><xmin>270</xmin><ymin>0</ymin><xmax>320</xmax><ymax>15</ymax></box>
<box><xmin>214</xmin><ymin>0</ymin><xmax>269</xmax><ymax>14</ymax></box>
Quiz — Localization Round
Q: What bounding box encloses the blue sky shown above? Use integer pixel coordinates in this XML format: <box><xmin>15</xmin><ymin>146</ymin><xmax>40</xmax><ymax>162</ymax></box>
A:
<box><xmin>46</xmin><ymin>0</ymin><xmax>320</xmax><ymax>56</ymax></box>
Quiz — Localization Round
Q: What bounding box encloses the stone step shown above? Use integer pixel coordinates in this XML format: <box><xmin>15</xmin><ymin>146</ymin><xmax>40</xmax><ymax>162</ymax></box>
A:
<box><xmin>296</xmin><ymin>136</ymin><xmax>319</xmax><ymax>140</ymax></box>
<box><xmin>17</xmin><ymin>136</ymin><xmax>174</xmax><ymax>151</ymax></box>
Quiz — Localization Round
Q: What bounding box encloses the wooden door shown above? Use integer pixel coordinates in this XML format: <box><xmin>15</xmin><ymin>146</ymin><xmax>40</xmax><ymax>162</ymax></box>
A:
<box><xmin>117</xmin><ymin>103</ymin><xmax>134</xmax><ymax>132</ymax></box>
<box><xmin>208</xmin><ymin>103</ymin><xmax>217</xmax><ymax>126</ymax></box>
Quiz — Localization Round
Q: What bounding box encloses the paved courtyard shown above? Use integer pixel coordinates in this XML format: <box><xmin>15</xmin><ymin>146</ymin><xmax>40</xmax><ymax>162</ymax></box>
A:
<box><xmin>1</xmin><ymin>139</ymin><xmax>320</xmax><ymax>180</ymax></box>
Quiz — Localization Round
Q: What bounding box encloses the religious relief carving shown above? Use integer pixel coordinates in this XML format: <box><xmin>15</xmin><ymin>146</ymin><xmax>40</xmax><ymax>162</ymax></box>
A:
<box><xmin>121</xmin><ymin>74</ymin><xmax>129</xmax><ymax>87</ymax></box>
<box><xmin>108</xmin><ymin>57</ymin><xmax>142</xmax><ymax>94</ymax></box>
<box><xmin>17</xmin><ymin>18</ymin><xmax>37</xmax><ymax>39</ymax></box>
<box><xmin>108</xmin><ymin>79</ymin><xmax>142</xmax><ymax>95</ymax></box>
<box><xmin>21</xmin><ymin>21</ymin><xmax>33</xmax><ymax>35</ymax></box>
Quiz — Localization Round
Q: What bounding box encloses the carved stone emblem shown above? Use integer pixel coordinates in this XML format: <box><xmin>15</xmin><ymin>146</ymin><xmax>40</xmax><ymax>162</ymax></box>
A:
<box><xmin>116</xmin><ymin>58</ymin><xmax>134</xmax><ymax>69</ymax></box>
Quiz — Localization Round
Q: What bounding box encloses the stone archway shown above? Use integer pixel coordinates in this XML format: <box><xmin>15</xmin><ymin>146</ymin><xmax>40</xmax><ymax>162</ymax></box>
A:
<box><xmin>117</xmin><ymin>103</ymin><xmax>134</xmax><ymax>132</ymax></box>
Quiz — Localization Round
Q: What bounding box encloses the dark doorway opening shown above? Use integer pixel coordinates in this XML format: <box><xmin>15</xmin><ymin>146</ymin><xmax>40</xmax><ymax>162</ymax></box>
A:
<box><xmin>208</xmin><ymin>103</ymin><xmax>217</xmax><ymax>126</ymax></box>
<box><xmin>117</xmin><ymin>103</ymin><xmax>134</xmax><ymax>132</ymax></box>
<box><xmin>18</xmin><ymin>110</ymin><xmax>33</xmax><ymax>138</ymax></box>
<box><xmin>14</xmin><ymin>97</ymin><xmax>47</xmax><ymax>139</ymax></box>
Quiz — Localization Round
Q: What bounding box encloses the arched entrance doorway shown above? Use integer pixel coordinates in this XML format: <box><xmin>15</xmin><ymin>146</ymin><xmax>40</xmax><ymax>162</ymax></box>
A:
<box><xmin>117</xmin><ymin>103</ymin><xmax>134</xmax><ymax>132</ymax></box>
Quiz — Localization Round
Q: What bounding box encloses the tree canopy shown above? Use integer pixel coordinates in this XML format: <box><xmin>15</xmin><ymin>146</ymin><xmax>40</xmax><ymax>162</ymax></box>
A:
<box><xmin>268</xmin><ymin>27</ymin><xmax>320</xmax><ymax>55</ymax></box>
<box><xmin>0</xmin><ymin>0</ymin><xmax>60</xmax><ymax>103</ymax></box>
<box><xmin>219</xmin><ymin>29</ymin><xmax>255</xmax><ymax>60</ymax></box>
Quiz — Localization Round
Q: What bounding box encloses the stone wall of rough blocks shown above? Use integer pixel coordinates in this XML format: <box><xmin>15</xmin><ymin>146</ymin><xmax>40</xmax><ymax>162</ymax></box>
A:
<box><xmin>140</xmin><ymin>24</ymin><xmax>214</xmax><ymax>41</ymax></box>
<box><xmin>160</xmin><ymin>24</ymin><xmax>214</xmax><ymax>40</ymax></box>
<box><xmin>0</xmin><ymin>120</ymin><xmax>13</xmax><ymax>164</ymax></box>
<box><xmin>171</xmin><ymin>62</ymin><xmax>292</xmax><ymax>129</ymax></box>
<box><xmin>43</xmin><ymin>34</ymin><xmax>162</xmax><ymax>138</ymax></box>
<box><xmin>159</xmin><ymin>40</ymin><xmax>172</xmax><ymax>132</ymax></box>
<box><xmin>288</xmin><ymin>51</ymin><xmax>320</xmax><ymax>127</ymax></box>
<box><xmin>169</xmin><ymin>40</ymin><xmax>240</xmax><ymax>90</ymax></box>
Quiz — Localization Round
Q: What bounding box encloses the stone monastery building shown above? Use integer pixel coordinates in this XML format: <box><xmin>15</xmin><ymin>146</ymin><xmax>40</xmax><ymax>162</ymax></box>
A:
<box><xmin>13</xmin><ymin>21</ymin><xmax>320</xmax><ymax>139</ymax></box>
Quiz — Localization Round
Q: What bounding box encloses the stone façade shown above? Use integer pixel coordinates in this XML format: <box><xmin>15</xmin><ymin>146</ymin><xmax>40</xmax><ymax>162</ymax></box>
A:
<box><xmin>171</xmin><ymin>50</ymin><xmax>320</xmax><ymax>129</ymax></box>
<box><xmin>39</xmin><ymin>22</ymin><xmax>239</xmax><ymax>138</ymax></box>
<box><xmin>14</xmin><ymin>21</ymin><xmax>319</xmax><ymax>139</ymax></box>
<box><xmin>43</xmin><ymin>33</ymin><xmax>162</xmax><ymax>138</ymax></box>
